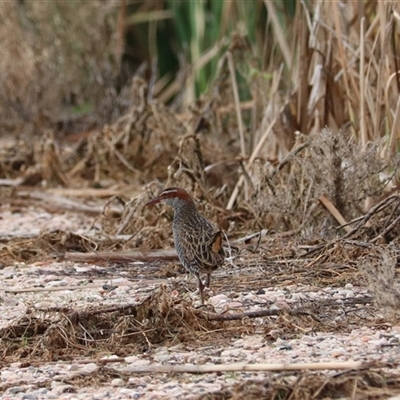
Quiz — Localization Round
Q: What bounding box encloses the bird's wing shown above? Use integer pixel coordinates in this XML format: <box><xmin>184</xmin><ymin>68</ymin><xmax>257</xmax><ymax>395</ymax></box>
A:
<box><xmin>176</xmin><ymin>221</ymin><xmax>224</xmax><ymax>272</ymax></box>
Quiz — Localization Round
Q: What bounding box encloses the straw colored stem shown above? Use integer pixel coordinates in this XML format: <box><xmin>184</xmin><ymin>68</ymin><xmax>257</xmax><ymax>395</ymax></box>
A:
<box><xmin>359</xmin><ymin>17</ymin><xmax>367</xmax><ymax>147</ymax></box>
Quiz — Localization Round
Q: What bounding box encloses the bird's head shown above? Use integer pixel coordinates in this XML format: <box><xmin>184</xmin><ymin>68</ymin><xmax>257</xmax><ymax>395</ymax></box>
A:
<box><xmin>145</xmin><ymin>187</ymin><xmax>195</xmax><ymax>210</ymax></box>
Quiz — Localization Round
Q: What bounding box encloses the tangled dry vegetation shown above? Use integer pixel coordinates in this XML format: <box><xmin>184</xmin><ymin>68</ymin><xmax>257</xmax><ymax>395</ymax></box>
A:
<box><xmin>1</xmin><ymin>1</ymin><xmax>400</xmax><ymax>399</ymax></box>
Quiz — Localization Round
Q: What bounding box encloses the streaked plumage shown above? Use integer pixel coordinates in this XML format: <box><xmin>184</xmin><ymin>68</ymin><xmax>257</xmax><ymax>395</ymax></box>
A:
<box><xmin>146</xmin><ymin>187</ymin><xmax>224</xmax><ymax>304</ymax></box>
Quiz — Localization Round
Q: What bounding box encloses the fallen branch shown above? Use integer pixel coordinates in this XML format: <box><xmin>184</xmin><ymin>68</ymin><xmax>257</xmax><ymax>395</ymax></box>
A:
<box><xmin>196</xmin><ymin>308</ymin><xmax>322</xmax><ymax>323</ymax></box>
<box><xmin>0</xmin><ymin>178</ymin><xmax>24</xmax><ymax>186</ymax></box>
<box><xmin>124</xmin><ymin>360</ymin><xmax>375</xmax><ymax>374</ymax></box>
<box><xmin>17</xmin><ymin>191</ymin><xmax>123</xmax><ymax>216</ymax></box>
<box><xmin>0</xmin><ymin>361</ymin><xmax>379</xmax><ymax>392</ymax></box>
<box><xmin>195</xmin><ymin>296</ymin><xmax>373</xmax><ymax>322</ymax></box>
<box><xmin>3</xmin><ymin>279</ymin><xmax>169</xmax><ymax>293</ymax></box>
<box><xmin>46</xmin><ymin>187</ymin><xmax>128</xmax><ymax>198</ymax></box>
<box><xmin>0</xmin><ymin>232</ymin><xmax>133</xmax><ymax>242</ymax></box>
<box><xmin>4</xmin><ymin>283</ymin><xmax>106</xmax><ymax>293</ymax></box>
<box><xmin>342</xmin><ymin>193</ymin><xmax>399</xmax><ymax>239</ymax></box>
<box><xmin>20</xmin><ymin>359</ymin><xmax>388</xmax><ymax>374</ymax></box>
<box><xmin>64</xmin><ymin>249</ymin><xmax>178</xmax><ymax>263</ymax></box>
<box><xmin>371</xmin><ymin>214</ymin><xmax>400</xmax><ymax>243</ymax></box>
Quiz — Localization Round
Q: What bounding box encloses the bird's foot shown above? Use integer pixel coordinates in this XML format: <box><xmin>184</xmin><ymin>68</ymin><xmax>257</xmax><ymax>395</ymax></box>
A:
<box><xmin>195</xmin><ymin>302</ymin><xmax>214</xmax><ymax>310</ymax></box>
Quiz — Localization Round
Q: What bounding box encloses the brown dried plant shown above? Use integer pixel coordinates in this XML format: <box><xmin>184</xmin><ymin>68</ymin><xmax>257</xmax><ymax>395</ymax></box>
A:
<box><xmin>252</xmin><ymin>129</ymin><xmax>399</xmax><ymax>237</ymax></box>
<box><xmin>361</xmin><ymin>246</ymin><xmax>400</xmax><ymax>313</ymax></box>
<box><xmin>0</xmin><ymin>1</ymin><xmax>117</xmax><ymax>133</ymax></box>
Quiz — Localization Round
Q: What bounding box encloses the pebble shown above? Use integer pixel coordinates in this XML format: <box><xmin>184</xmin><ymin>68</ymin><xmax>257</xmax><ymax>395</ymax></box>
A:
<box><xmin>288</xmin><ymin>293</ymin><xmax>308</xmax><ymax>301</ymax></box>
<box><xmin>119</xmin><ymin>388</ymin><xmax>141</xmax><ymax>398</ymax></box>
<box><xmin>7</xmin><ymin>387</ymin><xmax>26</xmax><ymax>394</ymax></box>
<box><xmin>69</xmin><ymin>364</ymin><xmax>81</xmax><ymax>371</ymax></box>
<box><xmin>46</xmin><ymin>279</ymin><xmax>69</xmax><ymax>287</ymax></box>
<box><xmin>44</xmin><ymin>393</ymin><xmax>62</xmax><ymax>399</ymax></box>
<box><xmin>34</xmin><ymin>301</ymin><xmax>56</xmax><ymax>308</ymax></box>
<box><xmin>111</xmin><ymin>378</ymin><xmax>125</xmax><ymax>387</ymax></box>
<box><xmin>80</xmin><ymin>363</ymin><xmax>98</xmax><ymax>374</ymax></box>
<box><xmin>345</xmin><ymin>283</ymin><xmax>354</xmax><ymax>290</ymax></box>
<box><xmin>155</xmin><ymin>353</ymin><xmax>172</xmax><ymax>362</ymax></box>
<box><xmin>125</xmin><ymin>357</ymin><xmax>151</xmax><ymax>366</ymax></box>
<box><xmin>331</xmin><ymin>348</ymin><xmax>345</xmax><ymax>357</ymax></box>
<box><xmin>22</xmin><ymin>395</ymin><xmax>38</xmax><ymax>400</ymax></box>
<box><xmin>273</xmin><ymin>300</ymin><xmax>291</xmax><ymax>310</ymax></box>
<box><xmin>337</xmin><ymin>289</ymin><xmax>354</xmax><ymax>297</ymax></box>
<box><xmin>208</xmin><ymin>294</ymin><xmax>229</xmax><ymax>306</ymax></box>
<box><xmin>51</xmin><ymin>384</ymin><xmax>76</xmax><ymax>395</ymax></box>
<box><xmin>369</xmin><ymin>339</ymin><xmax>387</xmax><ymax>346</ymax></box>
<box><xmin>225</xmin><ymin>301</ymin><xmax>243</xmax><ymax>309</ymax></box>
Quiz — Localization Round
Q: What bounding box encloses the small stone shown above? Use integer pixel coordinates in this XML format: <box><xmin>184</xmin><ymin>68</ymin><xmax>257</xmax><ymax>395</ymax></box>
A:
<box><xmin>226</xmin><ymin>301</ymin><xmax>243</xmax><ymax>309</ymax></box>
<box><xmin>125</xmin><ymin>359</ymin><xmax>151</xmax><ymax>369</ymax></box>
<box><xmin>300</xmin><ymin>336</ymin><xmax>315</xmax><ymax>344</ymax></box>
<box><xmin>101</xmin><ymin>354</ymin><xmax>119</xmax><ymax>360</ymax></box>
<box><xmin>102</xmin><ymin>284</ymin><xmax>117</xmax><ymax>291</ymax></box>
<box><xmin>74</xmin><ymin>266</ymin><xmax>91</xmax><ymax>273</ymax></box>
<box><xmin>51</xmin><ymin>380</ymin><xmax>65</xmax><ymax>388</ymax></box>
<box><xmin>369</xmin><ymin>339</ymin><xmax>386</xmax><ymax>346</ymax></box>
<box><xmin>34</xmin><ymin>301</ymin><xmax>55</xmax><ymax>308</ymax></box>
<box><xmin>362</xmin><ymin>335</ymin><xmax>373</xmax><ymax>342</ymax></box>
<box><xmin>120</xmin><ymin>388</ymin><xmax>140</xmax><ymax>398</ymax></box>
<box><xmin>269</xmin><ymin>303</ymin><xmax>282</xmax><ymax>311</ymax></box>
<box><xmin>22</xmin><ymin>394</ymin><xmax>38</xmax><ymax>400</ymax></box>
<box><xmin>43</xmin><ymin>275</ymin><xmax>60</xmax><ymax>283</ymax></box>
<box><xmin>345</xmin><ymin>283</ymin><xmax>354</xmax><ymax>290</ymax></box>
<box><xmin>332</xmin><ymin>349</ymin><xmax>345</xmax><ymax>357</ymax></box>
<box><xmin>46</xmin><ymin>280</ymin><xmax>68</xmax><ymax>287</ymax></box>
<box><xmin>8</xmin><ymin>387</ymin><xmax>25</xmax><ymax>394</ymax></box>
<box><xmin>52</xmin><ymin>384</ymin><xmax>76</xmax><ymax>395</ymax></box>
<box><xmin>80</xmin><ymin>363</ymin><xmax>98</xmax><ymax>374</ymax></box>
<box><xmin>274</xmin><ymin>300</ymin><xmax>291</xmax><ymax>310</ymax></box>
<box><xmin>44</xmin><ymin>394</ymin><xmax>59</xmax><ymax>400</ymax></box>
<box><xmin>156</xmin><ymin>353</ymin><xmax>172</xmax><ymax>362</ymax></box>
<box><xmin>220</xmin><ymin>349</ymin><xmax>242</xmax><ymax>358</ymax></box>
<box><xmin>125</xmin><ymin>355</ymin><xmax>140</xmax><ymax>363</ymax></box>
<box><xmin>111</xmin><ymin>378</ymin><xmax>125</xmax><ymax>387</ymax></box>
<box><xmin>208</xmin><ymin>294</ymin><xmax>228</xmax><ymax>306</ymax></box>
<box><xmin>338</xmin><ymin>290</ymin><xmax>353</xmax><ymax>297</ymax></box>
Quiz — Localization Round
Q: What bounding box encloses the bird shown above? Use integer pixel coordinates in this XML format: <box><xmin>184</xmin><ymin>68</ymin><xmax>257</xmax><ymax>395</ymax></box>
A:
<box><xmin>145</xmin><ymin>187</ymin><xmax>225</xmax><ymax>304</ymax></box>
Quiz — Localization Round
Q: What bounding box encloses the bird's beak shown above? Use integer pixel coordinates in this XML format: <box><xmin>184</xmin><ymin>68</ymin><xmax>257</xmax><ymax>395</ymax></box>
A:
<box><xmin>145</xmin><ymin>196</ymin><xmax>162</xmax><ymax>207</ymax></box>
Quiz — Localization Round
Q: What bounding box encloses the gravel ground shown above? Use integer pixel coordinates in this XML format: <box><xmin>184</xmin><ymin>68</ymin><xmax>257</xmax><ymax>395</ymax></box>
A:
<box><xmin>1</xmin><ymin>205</ymin><xmax>400</xmax><ymax>399</ymax></box>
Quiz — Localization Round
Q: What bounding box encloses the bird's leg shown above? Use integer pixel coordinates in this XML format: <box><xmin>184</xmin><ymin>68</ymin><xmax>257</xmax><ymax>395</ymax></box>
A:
<box><xmin>205</xmin><ymin>273</ymin><xmax>211</xmax><ymax>289</ymax></box>
<box><xmin>196</xmin><ymin>273</ymin><xmax>205</xmax><ymax>305</ymax></box>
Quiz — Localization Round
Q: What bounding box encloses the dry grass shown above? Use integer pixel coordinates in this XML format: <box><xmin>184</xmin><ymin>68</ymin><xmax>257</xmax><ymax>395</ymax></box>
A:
<box><xmin>202</xmin><ymin>369</ymin><xmax>400</xmax><ymax>400</ymax></box>
<box><xmin>0</xmin><ymin>1</ymin><xmax>117</xmax><ymax>133</ymax></box>
<box><xmin>362</xmin><ymin>246</ymin><xmax>400</xmax><ymax>312</ymax></box>
<box><xmin>0</xmin><ymin>285</ymin><xmax>238</xmax><ymax>363</ymax></box>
